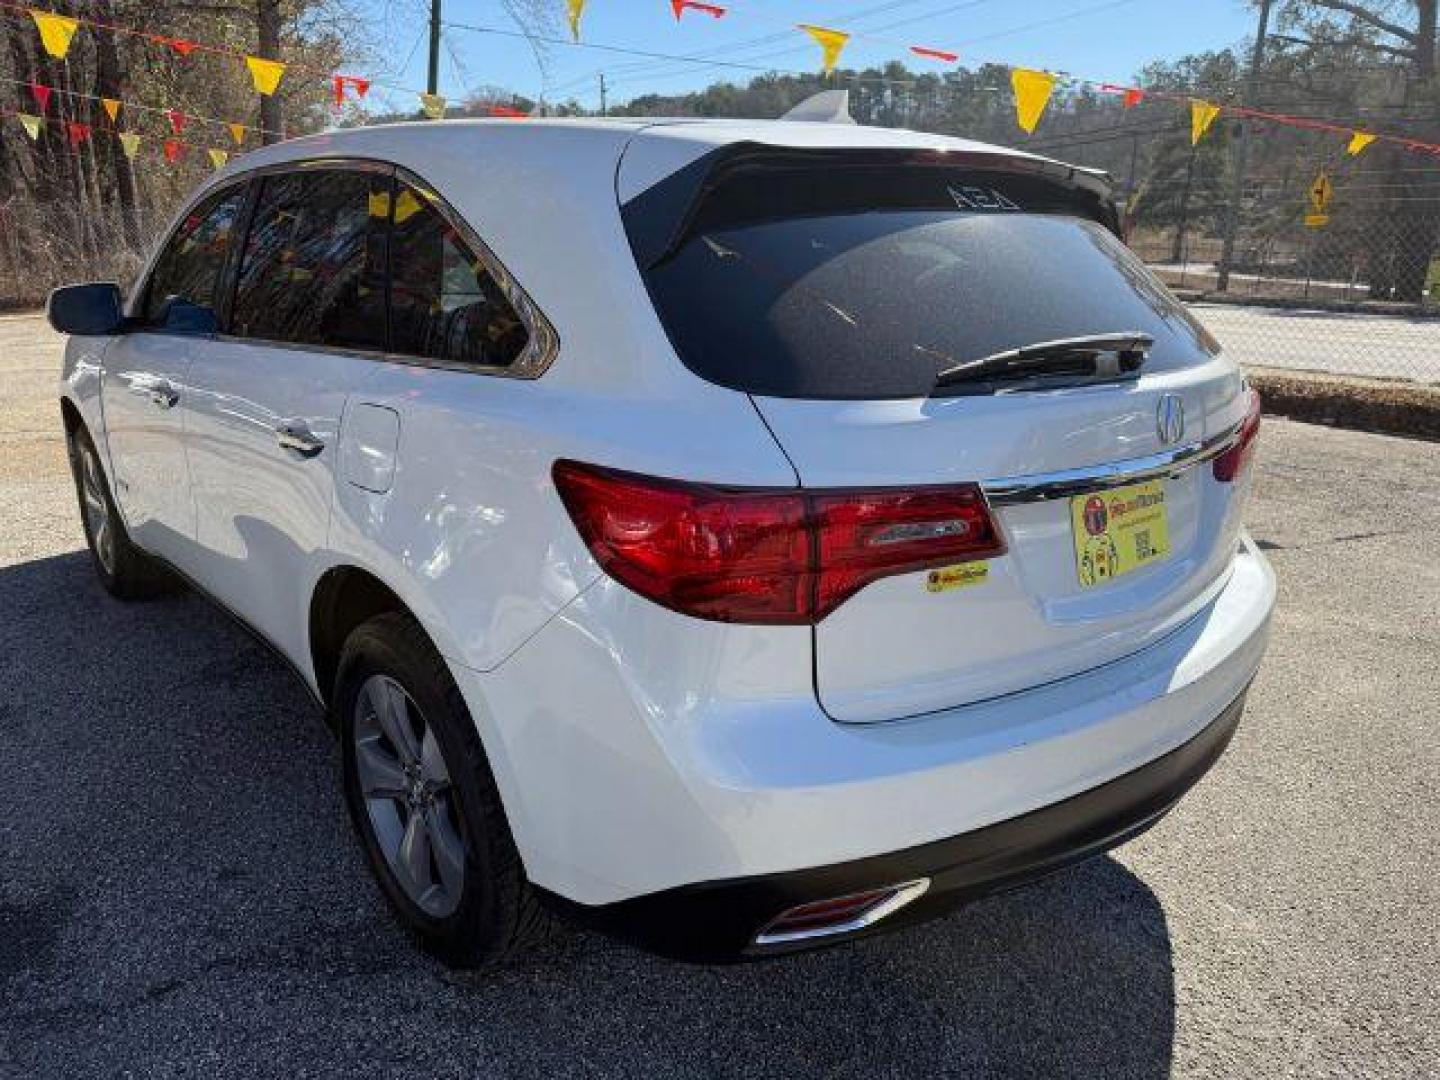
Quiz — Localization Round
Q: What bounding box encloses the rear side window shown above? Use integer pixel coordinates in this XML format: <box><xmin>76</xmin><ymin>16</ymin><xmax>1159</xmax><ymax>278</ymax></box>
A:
<box><xmin>388</xmin><ymin>182</ymin><xmax>529</xmax><ymax>368</ymax></box>
<box><xmin>144</xmin><ymin>185</ymin><xmax>247</xmax><ymax>327</ymax></box>
<box><xmin>231</xmin><ymin>170</ymin><xmax>388</xmax><ymax>350</ymax></box>
<box><xmin>630</xmin><ymin>158</ymin><xmax>1220</xmax><ymax>399</ymax></box>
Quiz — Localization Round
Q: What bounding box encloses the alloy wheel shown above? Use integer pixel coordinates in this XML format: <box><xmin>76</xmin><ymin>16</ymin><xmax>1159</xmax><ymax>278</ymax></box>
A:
<box><xmin>353</xmin><ymin>674</ymin><xmax>467</xmax><ymax>918</ymax></box>
<box><xmin>79</xmin><ymin>444</ymin><xmax>116</xmax><ymax>575</ymax></box>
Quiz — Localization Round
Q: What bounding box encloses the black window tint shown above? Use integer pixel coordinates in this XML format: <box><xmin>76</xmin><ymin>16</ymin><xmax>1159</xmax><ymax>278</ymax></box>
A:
<box><xmin>633</xmin><ymin>164</ymin><xmax>1221</xmax><ymax>399</ymax></box>
<box><xmin>387</xmin><ymin>183</ymin><xmax>528</xmax><ymax>367</ymax></box>
<box><xmin>144</xmin><ymin>186</ymin><xmax>247</xmax><ymax>328</ymax></box>
<box><xmin>231</xmin><ymin>170</ymin><xmax>387</xmax><ymax>350</ymax></box>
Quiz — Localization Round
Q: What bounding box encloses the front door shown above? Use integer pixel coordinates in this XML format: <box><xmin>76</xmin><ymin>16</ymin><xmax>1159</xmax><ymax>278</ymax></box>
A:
<box><xmin>179</xmin><ymin>166</ymin><xmax>389</xmax><ymax>667</ymax></box>
<box><xmin>100</xmin><ymin>183</ymin><xmax>249</xmax><ymax>566</ymax></box>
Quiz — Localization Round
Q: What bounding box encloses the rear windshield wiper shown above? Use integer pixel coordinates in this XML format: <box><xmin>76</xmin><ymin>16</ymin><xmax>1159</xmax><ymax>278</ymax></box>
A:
<box><xmin>932</xmin><ymin>332</ymin><xmax>1154</xmax><ymax>393</ymax></box>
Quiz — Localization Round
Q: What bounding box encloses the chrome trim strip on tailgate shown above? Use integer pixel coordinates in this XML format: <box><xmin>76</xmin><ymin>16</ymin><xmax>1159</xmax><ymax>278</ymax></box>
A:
<box><xmin>982</xmin><ymin>420</ymin><xmax>1243</xmax><ymax>506</ymax></box>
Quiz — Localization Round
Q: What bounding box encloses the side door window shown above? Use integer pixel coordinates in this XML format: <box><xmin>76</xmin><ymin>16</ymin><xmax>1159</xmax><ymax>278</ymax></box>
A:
<box><xmin>142</xmin><ymin>184</ymin><xmax>248</xmax><ymax>332</ymax></box>
<box><xmin>387</xmin><ymin>181</ymin><xmax>530</xmax><ymax>368</ymax></box>
<box><xmin>230</xmin><ymin>169</ymin><xmax>389</xmax><ymax>351</ymax></box>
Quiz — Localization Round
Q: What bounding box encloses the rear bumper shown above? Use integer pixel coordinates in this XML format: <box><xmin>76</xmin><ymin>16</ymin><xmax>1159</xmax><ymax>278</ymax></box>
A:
<box><xmin>456</xmin><ymin>535</ymin><xmax>1273</xmax><ymax>911</ymax></box>
<box><xmin>544</xmin><ymin>686</ymin><xmax>1248</xmax><ymax>962</ymax></box>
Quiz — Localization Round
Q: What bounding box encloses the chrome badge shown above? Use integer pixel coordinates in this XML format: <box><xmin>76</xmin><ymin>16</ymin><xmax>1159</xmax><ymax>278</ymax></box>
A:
<box><xmin>1156</xmin><ymin>394</ymin><xmax>1186</xmax><ymax>446</ymax></box>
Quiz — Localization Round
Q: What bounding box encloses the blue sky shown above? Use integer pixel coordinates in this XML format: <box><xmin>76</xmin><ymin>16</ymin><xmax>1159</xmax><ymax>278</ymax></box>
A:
<box><xmin>357</xmin><ymin>0</ymin><xmax>1258</xmax><ymax>113</ymax></box>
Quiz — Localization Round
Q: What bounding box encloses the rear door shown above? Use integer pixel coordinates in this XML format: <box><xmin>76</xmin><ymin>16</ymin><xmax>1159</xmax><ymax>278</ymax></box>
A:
<box><xmin>100</xmin><ymin>182</ymin><xmax>247</xmax><ymax>566</ymax></box>
<box><xmin>628</xmin><ymin>149</ymin><xmax>1256</xmax><ymax>722</ymax></box>
<box><xmin>180</xmin><ymin>165</ymin><xmax>389</xmax><ymax>665</ymax></box>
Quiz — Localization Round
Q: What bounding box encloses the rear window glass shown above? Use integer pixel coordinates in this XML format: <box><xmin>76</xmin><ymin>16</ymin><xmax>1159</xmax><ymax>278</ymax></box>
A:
<box><xmin>634</xmin><ymin>165</ymin><xmax>1219</xmax><ymax>400</ymax></box>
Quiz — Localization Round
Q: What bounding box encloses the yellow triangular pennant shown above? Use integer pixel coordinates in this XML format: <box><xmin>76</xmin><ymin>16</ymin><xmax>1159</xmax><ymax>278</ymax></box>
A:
<box><xmin>208</xmin><ymin>148</ymin><xmax>229</xmax><ymax>170</ymax></box>
<box><xmin>227</xmin><ymin>122</ymin><xmax>246</xmax><ymax>146</ymax></box>
<box><xmin>419</xmin><ymin>92</ymin><xmax>446</xmax><ymax>120</ymax></box>
<box><xmin>245</xmin><ymin>55</ymin><xmax>286</xmax><ymax>96</ymax></box>
<box><xmin>118</xmin><ymin>132</ymin><xmax>141</xmax><ymax>159</ymax></box>
<box><xmin>101</xmin><ymin>98</ymin><xmax>121</xmax><ymax>123</ymax></box>
<box><xmin>17</xmin><ymin>113</ymin><xmax>42</xmax><ymax>141</ymax></box>
<box><xmin>1347</xmin><ymin>130</ymin><xmax>1376</xmax><ymax>156</ymax></box>
<box><xmin>30</xmin><ymin>10</ymin><xmax>79</xmax><ymax>60</ymax></box>
<box><xmin>798</xmin><ymin>24</ymin><xmax>850</xmax><ymax>76</ymax></box>
<box><xmin>567</xmin><ymin>0</ymin><xmax>586</xmax><ymax>40</ymax></box>
<box><xmin>1011</xmin><ymin>68</ymin><xmax>1057</xmax><ymax>134</ymax></box>
<box><xmin>1190</xmin><ymin>99</ymin><xmax>1221</xmax><ymax>145</ymax></box>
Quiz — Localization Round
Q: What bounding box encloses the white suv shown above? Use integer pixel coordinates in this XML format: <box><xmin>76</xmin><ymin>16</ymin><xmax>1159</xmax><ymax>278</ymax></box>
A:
<box><xmin>52</xmin><ymin>118</ymin><xmax>1273</xmax><ymax>966</ymax></box>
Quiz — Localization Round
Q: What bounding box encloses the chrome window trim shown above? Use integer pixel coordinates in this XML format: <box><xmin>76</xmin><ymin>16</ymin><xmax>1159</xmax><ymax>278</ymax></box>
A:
<box><xmin>981</xmin><ymin>418</ymin><xmax>1244</xmax><ymax>506</ymax></box>
<box><xmin>143</xmin><ymin>155</ymin><xmax>559</xmax><ymax>380</ymax></box>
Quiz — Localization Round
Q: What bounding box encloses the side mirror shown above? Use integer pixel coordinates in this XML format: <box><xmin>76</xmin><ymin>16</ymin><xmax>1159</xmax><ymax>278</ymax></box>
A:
<box><xmin>47</xmin><ymin>282</ymin><xmax>125</xmax><ymax>336</ymax></box>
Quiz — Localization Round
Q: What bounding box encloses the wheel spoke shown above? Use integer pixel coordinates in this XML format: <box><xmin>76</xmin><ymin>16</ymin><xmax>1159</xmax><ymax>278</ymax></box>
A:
<box><xmin>426</xmin><ymin>803</ymin><xmax>465</xmax><ymax>897</ymax></box>
<box><xmin>369</xmin><ymin>679</ymin><xmax>419</xmax><ymax>765</ymax></box>
<box><xmin>355</xmin><ymin>738</ymin><xmax>407</xmax><ymax>800</ymax></box>
<box><xmin>397</xmin><ymin>808</ymin><xmax>432</xmax><ymax>893</ymax></box>
<box><xmin>419</xmin><ymin>727</ymin><xmax>449</xmax><ymax>785</ymax></box>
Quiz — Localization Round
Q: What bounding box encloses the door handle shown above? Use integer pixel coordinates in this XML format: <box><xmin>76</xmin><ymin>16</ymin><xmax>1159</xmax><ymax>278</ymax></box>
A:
<box><xmin>276</xmin><ymin>422</ymin><xmax>325</xmax><ymax>458</ymax></box>
<box><xmin>131</xmin><ymin>380</ymin><xmax>179</xmax><ymax>409</ymax></box>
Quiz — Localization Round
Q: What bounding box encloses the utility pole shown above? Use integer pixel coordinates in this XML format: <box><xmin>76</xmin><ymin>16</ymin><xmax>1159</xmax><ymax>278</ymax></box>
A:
<box><xmin>599</xmin><ymin>73</ymin><xmax>608</xmax><ymax>116</ymax></box>
<box><xmin>1217</xmin><ymin>0</ymin><xmax>1273</xmax><ymax>292</ymax></box>
<box><xmin>427</xmin><ymin>0</ymin><xmax>442</xmax><ymax>96</ymax></box>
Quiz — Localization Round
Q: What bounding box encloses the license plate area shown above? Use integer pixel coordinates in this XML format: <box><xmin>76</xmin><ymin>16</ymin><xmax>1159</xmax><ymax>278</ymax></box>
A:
<box><xmin>1070</xmin><ymin>479</ymin><xmax>1171</xmax><ymax>587</ymax></box>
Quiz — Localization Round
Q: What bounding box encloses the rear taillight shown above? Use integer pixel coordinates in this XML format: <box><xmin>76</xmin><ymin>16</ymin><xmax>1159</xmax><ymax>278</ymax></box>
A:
<box><xmin>1213</xmin><ymin>389</ymin><xmax>1261</xmax><ymax>482</ymax></box>
<box><xmin>553</xmin><ymin>460</ymin><xmax>1006</xmax><ymax>625</ymax></box>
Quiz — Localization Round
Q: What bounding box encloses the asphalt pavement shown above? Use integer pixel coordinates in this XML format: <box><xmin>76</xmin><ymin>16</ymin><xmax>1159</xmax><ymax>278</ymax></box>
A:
<box><xmin>1</xmin><ymin>314</ymin><xmax>1437</xmax><ymax>1078</ymax></box>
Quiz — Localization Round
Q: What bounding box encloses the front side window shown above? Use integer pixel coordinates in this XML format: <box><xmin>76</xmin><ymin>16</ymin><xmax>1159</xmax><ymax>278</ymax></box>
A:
<box><xmin>144</xmin><ymin>185</ymin><xmax>247</xmax><ymax>329</ymax></box>
<box><xmin>387</xmin><ymin>182</ymin><xmax>529</xmax><ymax>368</ymax></box>
<box><xmin>230</xmin><ymin>169</ymin><xmax>388</xmax><ymax>350</ymax></box>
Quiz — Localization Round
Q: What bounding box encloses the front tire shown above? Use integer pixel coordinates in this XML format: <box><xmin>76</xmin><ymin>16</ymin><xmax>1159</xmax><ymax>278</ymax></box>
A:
<box><xmin>337</xmin><ymin>612</ymin><xmax>548</xmax><ymax>968</ymax></box>
<box><xmin>67</xmin><ymin>424</ymin><xmax>174</xmax><ymax>600</ymax></box>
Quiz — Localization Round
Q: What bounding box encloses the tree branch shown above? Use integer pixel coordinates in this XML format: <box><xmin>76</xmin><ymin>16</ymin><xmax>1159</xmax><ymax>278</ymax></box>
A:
<box><xmin>1302</xmin><ymin>0</ymin><xmax>1419</xmax><ymax>45</ymax></box>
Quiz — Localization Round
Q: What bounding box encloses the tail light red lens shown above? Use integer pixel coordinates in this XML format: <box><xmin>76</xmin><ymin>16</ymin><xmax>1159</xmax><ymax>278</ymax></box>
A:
<box><xmin>553</xmin><ymin>460</ymin><xmax>1006</xmax><ymax>625</ymax></box>
<box><xmin>1213</xmin><ymin>389</ymin><xmax>1262</xmax><ymax>482</ymax></box>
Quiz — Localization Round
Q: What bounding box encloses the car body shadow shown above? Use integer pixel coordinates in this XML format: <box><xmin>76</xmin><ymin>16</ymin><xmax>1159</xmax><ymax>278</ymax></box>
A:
<box><xmin>0</xmin><ymin>551</ymin><xmax>1176</xmax><ymax>1079</ymax></box>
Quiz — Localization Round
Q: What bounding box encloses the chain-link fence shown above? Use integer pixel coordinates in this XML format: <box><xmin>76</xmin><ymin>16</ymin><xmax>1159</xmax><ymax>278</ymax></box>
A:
<box><xmin>1128</xmin><ymin>201</ymin><xmax>1440</xmax><ymax>385</ymax></box>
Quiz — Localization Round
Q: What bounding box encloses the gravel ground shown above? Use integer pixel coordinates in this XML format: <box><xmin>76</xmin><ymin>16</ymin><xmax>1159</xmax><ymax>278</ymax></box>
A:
<box><xmin>1</xmin><ymin>314</ymin><xmax>1437</xmax><ymax>1079</ymax></box>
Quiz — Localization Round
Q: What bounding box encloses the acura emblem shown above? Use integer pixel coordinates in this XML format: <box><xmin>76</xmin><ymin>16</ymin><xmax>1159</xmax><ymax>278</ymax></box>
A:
<box><xmin>1157</xmin><ymin>394</ymin><xmax>1185</xmax><ymax>445</ymax></box>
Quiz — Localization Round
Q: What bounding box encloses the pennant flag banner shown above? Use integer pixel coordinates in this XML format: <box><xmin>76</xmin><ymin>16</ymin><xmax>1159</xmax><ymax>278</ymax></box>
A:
<box><xmin>332</xmin><ymin>74</ymin><xmax>370</xmax><ymax>107</ymax></box>
<box><xmin>118</xmin><ymin>131</ymin><xmax>140</xmax><ymax>159</ymax></box>
<box><xmin>101</xmin><ymin>98</ymin><xmax>121</xmax><ymax>123</ymax></box>
<box><xmin>567</xmin><ymin>0</ymin><xmax>586</xmax><ymax>41</ymax></box>
<box><xmin>166</xmin><ymin>109</ymin><xmax>187</xmax><ymax>135</ymax></box>
<box><xmin>245</xmin><ymin>56</ymin><xmax>286</xmax><ymax>96</ymax></box>
<box><xmin>1347</xmin><ymin>131</ymin><xmax>1376</xmax><ymax>156</ymax></box>
<box><xmin>17</xmin><ymin>113</ymin><xmax>42</xmax><ymax>141</ymax></box>
<box><xmin>1011</xmin><ymin>68</ymin><xmax>1056</xmax><ymax>134</ymax></box>
<box><xmin>419</xmin><ymin>92</ymin><xmax>446</xmax><ymax>119</ymax></box>
<box><xmin>1123</xmin><ymin>87</ymin><xmax>1144</xmax><ymax>109</ymax></box>
<box><xmin>799</xmin><ymin>25</ymin><xmax>850</xmax><ymax>75</ymax></box>
<box><xmin>1190</xmin><ymin>99</ymin><xmax>1221</xmax><ymax>145</ymax></box>
<box><xmin>910</xmin><ymin>45</ymin><xmax>959</xmax><ymax>64</ymax></box>
<box><xmin>65</xmin><ymin>121</ymin><xmax>90</xmax><ymax>147</ymax></box>
<box><xmin>169</xmin><ymin>38</ymin><xmax>198</xmax><ymax>57</ymax></box>
<box><xmin>163</xmin><ymin>139</ymin><xmax>185</xmax><ymax>163</ymax></box>
<box><xmin>31</xmin><ymin>10</ymin><xmax>80</xmax><ymax>60</ymax></box>
<box><xmin>671</xmin><ymin>0</ymin><xmax>727</xmax><ymax>19</ymax></box>
<box><xmin>227</xmin><ymin>122</ymin><xmax>246</xmax><ymax>146</ymax></box>
<box><xmin>208</xmin><ymin>148</ymin><xmax>229</xmax><ymax>169</ymax></box>
<box><xmin>29</xmin><ymin>82</ymin><xmax>52</xmax><ymax>113</ymax></box>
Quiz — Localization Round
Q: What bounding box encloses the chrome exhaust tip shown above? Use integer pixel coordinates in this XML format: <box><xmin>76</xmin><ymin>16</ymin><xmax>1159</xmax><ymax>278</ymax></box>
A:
<box><xmin>753</xmin><ymin>879</ymin><xmax>931</xmax><ymax>947</ymax></box>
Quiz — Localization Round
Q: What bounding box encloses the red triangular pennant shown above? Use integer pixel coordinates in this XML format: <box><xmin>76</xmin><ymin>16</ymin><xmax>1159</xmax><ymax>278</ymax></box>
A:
<box><xmin>166</xmin><ymin>109</ymin><xmax>186</xmax><ymax>135</ymax></box>
<box><xmin>66</xmin><ymin>121</ymin><xmax>91</xmax><ymax>146</ymax></box>
<box><xmin>169</xmin><ymin>38</ymin><xmax>198</xmax><ymax>57</ymax></box>
<box><xmin>910</xmin><ymin>45</ymin><xmax>959</xmax><ymax>63</ymax></box>
<box><xmin>163</xmin><ymin>139</ymin><xmax>186</xmax><ymax>163</ymax></box>
<box><xmin>29</xmin><ymin>82</ymin><xmax>52</xmax><ymax>112</ymax></box>
<box><xmin>671</xmin><ymin>0</ymin><xmax>727</xmax><ymax>18</ymax></box>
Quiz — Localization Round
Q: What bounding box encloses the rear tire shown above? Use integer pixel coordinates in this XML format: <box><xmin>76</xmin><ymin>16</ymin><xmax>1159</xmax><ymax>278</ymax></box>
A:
<box><xmin>67</xmin><ymin>424</ymin><xmax>175</xmax><ymax>600</ymax></box>
<box><xmin>337</xmin><ymin>612</ymin><xmax>549</xmax><ymax>968</ymax></box>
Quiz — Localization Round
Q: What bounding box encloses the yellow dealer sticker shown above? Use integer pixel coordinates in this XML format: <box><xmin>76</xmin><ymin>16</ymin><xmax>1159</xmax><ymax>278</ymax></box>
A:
<box><xmin>926</xmin><ymin>561</ymin><xmax>989</xmax><ymax>593</ymax></box>
<box><xmin>1071</xmin><ymin>480</ymin><xmax>1170</xmax><ymax>588</ymax></box>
